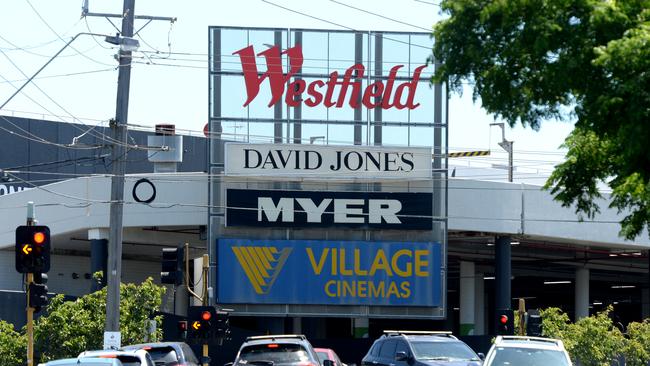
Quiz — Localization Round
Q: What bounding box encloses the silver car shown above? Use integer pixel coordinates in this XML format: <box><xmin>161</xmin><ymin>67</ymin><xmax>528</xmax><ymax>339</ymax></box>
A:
<box><xmin>484</xmin><ymin>336</ymin><xmax>572</xmax><ymax>366</ymax></box>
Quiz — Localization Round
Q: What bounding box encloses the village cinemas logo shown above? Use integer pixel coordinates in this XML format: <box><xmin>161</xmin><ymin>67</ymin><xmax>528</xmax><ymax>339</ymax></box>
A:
<box><xmin>233</xmin><ymin>44</ymin><xmax>427</xmax><ymax>109</ymax></box>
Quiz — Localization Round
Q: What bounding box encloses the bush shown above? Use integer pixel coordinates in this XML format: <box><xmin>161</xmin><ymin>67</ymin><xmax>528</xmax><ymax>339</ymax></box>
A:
<box><xmin>0</xmin><ymin>320</ymin><xmax>26</xmax><ymax>366</ymax></box>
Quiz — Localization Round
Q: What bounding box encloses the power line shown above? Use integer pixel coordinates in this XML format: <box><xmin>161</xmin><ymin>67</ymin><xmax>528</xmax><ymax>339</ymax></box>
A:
<box><xmin>328</xmin><ymin>0</ymin><xmax>431</xmax><ymax>32</ymax></box>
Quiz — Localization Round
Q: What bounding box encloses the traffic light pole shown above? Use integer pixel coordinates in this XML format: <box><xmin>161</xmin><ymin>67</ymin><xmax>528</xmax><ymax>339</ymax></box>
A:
<box><xmin>26</xmin><ymin>202</ymin><xmax>35</xmax><ymax>366</ymax></box>
<box><xmin>202</xmin><ymin>254</ymin><xmax>209</xmax><ymax>366</ymax></box>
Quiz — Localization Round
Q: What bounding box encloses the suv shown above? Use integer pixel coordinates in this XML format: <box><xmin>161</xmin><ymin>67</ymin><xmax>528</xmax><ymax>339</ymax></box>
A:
<box><xmin>231</xmin><ymin>334</ymin><xmax>322</xmax><ymax>366</ymax></box>
<box><xmin>122</xmin><ymin>342</ymin><xmax>200</xmax><ymax>366</ymax></box>
<box><xmin>483</xmin><ymin>336</ymin><xmax>571</xmax><ymax>366</ymax></box>
<box><xmin>43</xmin><ymin>358</ymin><xmax>124</xmax><ymax>366</ymax></box>
<box><xmin>361</xmin><ymin>330</ymin><xmax>482</xmax><ymax>366</ymax></box>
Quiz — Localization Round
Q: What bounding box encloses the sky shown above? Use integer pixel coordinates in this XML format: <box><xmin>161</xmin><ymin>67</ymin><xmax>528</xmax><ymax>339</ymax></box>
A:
<box><xmin>0</xmin><ymin>0</ymin><xmax>575</xmax><ymax>183</ymax></box>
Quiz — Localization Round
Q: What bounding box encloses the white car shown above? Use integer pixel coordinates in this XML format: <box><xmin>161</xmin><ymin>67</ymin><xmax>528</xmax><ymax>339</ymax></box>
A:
<box><xmin>78</xmin><ymin>349</ymin><xmax>154</xmax><ymax>366</ymax></box>
<box><xmin>484</xmin><ymin>336</ymin><xmax>572</xmax><ymax>366</ymax></box>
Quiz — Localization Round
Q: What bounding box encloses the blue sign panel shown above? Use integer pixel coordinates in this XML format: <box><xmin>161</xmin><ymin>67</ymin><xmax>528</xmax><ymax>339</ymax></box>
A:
<box><xmin>218</xmin><ymin>239</ymin><xmax>442</xmax><ymax>307</ymax></box>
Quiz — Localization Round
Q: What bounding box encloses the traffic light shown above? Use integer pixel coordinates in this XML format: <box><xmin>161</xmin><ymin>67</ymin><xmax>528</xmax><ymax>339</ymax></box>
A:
<box><xmin>187</xmin><ymin>306</ymin><xmax>216</xmax><ymax>342</ymax></box>
<box><xmin>29</xmin><ymin>273</ymin><xmax>49</xmax><ymax>313</ymax></box>
<box><xmin>177</xmin><ymin>320</ymin><xmax>188</xmax><ymax>339</ymax></box>
<box><xmin>161</xmin><ymin>246</ymin><xmax>184</xmax><ymax>285</ymax></box>
<box><xmin>526</xmin><ymin>309</ymin><xmax>543</xmax><ymax>336</ymax></box>
<box><xmin>496</xmin><ymin>309</ymin><xmax>514</xmax><ymax>335</ymax></box>
<box><xmin>15</xmin><ymin>225</ymin><xmax>51</xmax><ymax>273</ymax></box>
<box><xmin>214</xmin><ymin>311</ymin><xmax>231</xmax><ymax>340</ymax></box>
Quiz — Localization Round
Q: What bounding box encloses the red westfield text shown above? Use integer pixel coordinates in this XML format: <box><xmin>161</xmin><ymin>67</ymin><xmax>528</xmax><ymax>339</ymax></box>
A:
<box><xmin>233</xmin><ymin>45</ymin><xmax>427</xmax><ymax>110</ymax></box>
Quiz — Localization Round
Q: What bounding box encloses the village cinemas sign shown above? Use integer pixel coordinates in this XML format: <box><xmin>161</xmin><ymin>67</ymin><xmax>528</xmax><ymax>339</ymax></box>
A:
<box><xmin>225</xmin><ymin>143</ymin><xmax>432</xmax><ymax>179</ymax></box>
<box><xmin>226</xmin><ymin>189</ymin><xmax>433</xmax><ymax>230</ymax></box>
<box><xmin>233</xmin><ymin>45</ymin><xmax>427</xmax><ymax>109</ymax></box>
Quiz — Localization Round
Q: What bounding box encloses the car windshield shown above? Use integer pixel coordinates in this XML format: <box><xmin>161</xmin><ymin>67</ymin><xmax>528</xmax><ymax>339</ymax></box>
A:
<box><xmin>238</xmin><ymin>343</ymin><xmax>312</xmax><ymax>366</ymax></box>
<box><xmin>411</xmin><ymin>341</ymin><xmax>479</xmax><ymax>361</ymax></box>
<box><xmin>490</xmin><ymin>347</ymin><xmax>570</xmax><ymax>366</ymax></box>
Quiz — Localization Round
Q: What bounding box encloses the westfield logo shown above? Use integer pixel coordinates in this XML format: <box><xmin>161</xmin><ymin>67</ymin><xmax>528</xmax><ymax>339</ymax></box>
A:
<box><xmin>233</xmin><ymin>45</ymin><xmax>427</xmax><ymax>110</ymax></box>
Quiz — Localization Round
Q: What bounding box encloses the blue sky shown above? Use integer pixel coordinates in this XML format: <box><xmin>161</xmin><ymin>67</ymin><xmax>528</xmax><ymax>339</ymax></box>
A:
<box><xmin>0</xmin><ymin>0</ymin><xmax>574</xmax><ymax>182</ymax></box>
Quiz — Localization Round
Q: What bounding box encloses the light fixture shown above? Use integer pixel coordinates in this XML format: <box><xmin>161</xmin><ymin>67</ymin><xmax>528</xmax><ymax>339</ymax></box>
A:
<box><xmin>510</xmin><ymin>241</ymin><xmax>520</xmax><ymax>245</ymax></box>
<box><xmin>593</xmin><ymin>301</ymin><xmax>603</xmax><ymax>305</ymax></box>
<box><xmin>104</xmin><ymin>33</ymin><xmax>140</xmax><ymax>51</ymax></box>
<box><xmin>611</xmin><ymin>285</ymin><xmax>636</xmax><ymax>289</ymax></box>
<box><xmin>544</xmin><ymin>280</ymin><xmax>572</xmax><ymax>285</ymax></box>
<box><xmin>484</xmin><ymin>276</ymin><xmax>495</xmax><ymax>280</ymax></box>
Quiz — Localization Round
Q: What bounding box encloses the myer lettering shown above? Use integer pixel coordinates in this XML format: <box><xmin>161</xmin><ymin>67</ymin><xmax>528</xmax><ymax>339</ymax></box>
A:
<box><xmin>225</xmin><ymin>143</ymin><xmax>432</xmax><ymax>179</ymax></box>
<box><xmin>226</xmin><ymin>189</ymin><xmax>433</xmax><ymax>230</ymax></box>
<box><xmin>233</xmin><ymin>45</ymin><xmax>427</xmax><ymax>110</ymax></box>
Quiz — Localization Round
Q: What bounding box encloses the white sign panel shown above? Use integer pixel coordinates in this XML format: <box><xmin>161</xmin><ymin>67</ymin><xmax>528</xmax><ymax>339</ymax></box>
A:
<box><xmin>225</xmin><ymin>143</ymin><xmax>432</xmax><ymax>179</ymax></box>
<box><xmin>103</xmin><ymin>331</ymin><xmax>121</xmax><ymax>350</ymax></box>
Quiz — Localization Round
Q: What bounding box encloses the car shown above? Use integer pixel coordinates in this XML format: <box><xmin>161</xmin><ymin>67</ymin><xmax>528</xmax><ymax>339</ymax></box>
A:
<box><xmin>314</xmin><ymin>347</ymin><xmax>346</xmax><ymax>366</ymax></box>
<box><xmin>42</xmin><ymin>358</ymin><xmax>124</xmax><ymax>366</ymax></box>
<box><xmin>230</xmin><ymin>334</ymin><xmax>323</xmax><ymax>366</ymax></box>
<box><xmin>78</xmin><ymin>349</ymin><xmax>155</xmax><ymax>366</ymax></box>
<box><xmin>361</xmin><ymin>330</ymin><xmax>482</xmax><ymax>366</ymax></box>
<box><xmin>122</xmin><ymin>341</ymin><xmax>200</xmax><ymax>366</ymax></box>
<box><xmin>483</xmin><ymin>335</ymin><xmax>572</xmax><ymax>366</ymax></box>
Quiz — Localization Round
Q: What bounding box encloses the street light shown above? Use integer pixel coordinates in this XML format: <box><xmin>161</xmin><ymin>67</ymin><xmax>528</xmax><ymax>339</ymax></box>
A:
<box><xmin>104</xmin><ymin>33</ymin><xmax>140</xmax><ymax>52</ymax></box>
<box><xmin>490</xmin><ymin>123</ymin><xmax>514</xmax><ymax>182</ymax></box>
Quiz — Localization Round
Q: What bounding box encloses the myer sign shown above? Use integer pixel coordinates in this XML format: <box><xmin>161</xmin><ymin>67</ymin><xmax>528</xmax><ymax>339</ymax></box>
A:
<box><xmin>225</xmin><ymin>143</ymin><xmax>432</xmax><ymax>179</ymax></box>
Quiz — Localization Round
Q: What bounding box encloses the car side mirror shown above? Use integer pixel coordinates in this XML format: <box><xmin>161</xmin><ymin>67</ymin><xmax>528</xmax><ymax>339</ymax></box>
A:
<box><xmin>395</xmin><ymin>352</ymin><xmax>409</xmax><ymax>361</ymax></box>
<box><xmin>323</xmin><ymin>360</ymin><xmax>335</xmax><ymax>366</ymax></box>
<box><xmin>477</xmin><ymin>353</ymin><xmax>485</xmax><ymax>360</ymax></box>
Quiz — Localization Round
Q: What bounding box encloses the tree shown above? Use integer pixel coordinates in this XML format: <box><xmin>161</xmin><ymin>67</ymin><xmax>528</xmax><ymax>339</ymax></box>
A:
<box><xmin>33</xmin><ymin>277</ymin><xmax>166</xmax><ymax>362</ymax></box>
<box><xmin>0</xmin><ymin>320</ymin><xmax>26</xmax><ymax>366</ymax></box>
<box><xmin>432</xmin><ymin>0</ymin><xmax>650</xmax><ymax>239</ymax></box>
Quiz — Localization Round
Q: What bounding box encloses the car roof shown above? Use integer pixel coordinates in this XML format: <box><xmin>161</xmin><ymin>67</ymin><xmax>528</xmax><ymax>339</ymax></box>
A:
<box><xmin>46</xmin><ymin>358</ymin><xmax>123</xmax><ymax>365</ymax></box>
<box><xmin>79</xmin><ymin>349</ymin><xmax>148</xmax><ymax>358</ymax></box>
<box><xmin>379</xmin><ymin>330</ymin><xmax>459</xmax><ymax>342</ymax></box>
<box><xmin>243</xmin><ymin>334</ymin><xmax>310</xmax><ymax>345</ymax></box>
<box><xmin>493</xmin><ymin>336</ymin><xmax>565</xmax><ymax>350</ymax></box>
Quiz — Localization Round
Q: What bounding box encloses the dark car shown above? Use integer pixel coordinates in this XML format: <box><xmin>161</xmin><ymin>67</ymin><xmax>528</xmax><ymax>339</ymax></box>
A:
<box><xmin>122</xmin><ymin>342</ymin><xmax>200</xmax><ymax>366</ymax></box>
<box><xmin>231</xmin><ymin>334</ymin><xmax>323</xmax><ymax>366</ymax></box>
<box><xmin>361</xmin><ymin>330</ymin><xmax>482</xmax><ymax>366</ymax></box>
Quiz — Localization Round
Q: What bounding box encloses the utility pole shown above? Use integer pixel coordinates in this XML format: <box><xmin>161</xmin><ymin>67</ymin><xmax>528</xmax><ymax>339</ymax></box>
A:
<box><xmin>490</xmin><ymin>122</ymin><xmax>514</xmax><ymax>182</ymax></box>
<box><xmin>26</xmin><ymin>202</ymin><xmax>35</xmax><ymax>366</ymax></box>
<box><xmin>105</xmin><ymin>0</ymin><xmax>135</xmax><ymax>349</ymax></box>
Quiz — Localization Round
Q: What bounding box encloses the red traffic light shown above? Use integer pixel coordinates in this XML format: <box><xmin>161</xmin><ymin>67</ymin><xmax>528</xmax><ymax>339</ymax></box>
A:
<box><xmin>178</xmin><ymin>320</ymin><xmax>187</xmax><ymax>331</ymax></box>
<box><xmin>500</xmin><ymin>315</ymin><xmax>509</xmax><ymax>324</ymax></box>
<box><xmin>33</xmin><ymin>232</ymin><xmax>46</xmax><ymax>245</ymax></box>
<box><xmin>201</xmin><ymin>311</ymin><xmax>212</xmax><ymax>321</ymax></box>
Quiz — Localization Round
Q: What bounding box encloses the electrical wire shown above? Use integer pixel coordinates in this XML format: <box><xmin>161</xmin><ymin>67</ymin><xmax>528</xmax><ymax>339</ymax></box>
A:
<box><xmin>24</xmin><ymin>0</ymin><xmax>118</xmax><ymax>67</ymax></box>
<box><xmin>260</xmin><ymin>0</ymin><xmax>432</xmax><ymax>50</ymax></box>
<box><xmin>328</xmin><ymin>0</ymin><xmax>432</xmax><ymax>32</ymax></box>
<box><xmin>0</xmin><ymin>68</ymin><xmax>117</xmax><ymax>84</ymax></box>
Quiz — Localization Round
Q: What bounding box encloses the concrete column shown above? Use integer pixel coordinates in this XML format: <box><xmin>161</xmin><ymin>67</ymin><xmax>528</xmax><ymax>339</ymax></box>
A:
<box><xmin>642</xmin><ymin>288</ymin><xmax>649</xmax><ymax>319</ymax></box>
<box><xmin>460</xmin><ymin>261</ymin><xmax>476</xmax><ymax>335</ymax></box>
<box><xmin>192</xmin><ymin>257</ymin><xmax>204</xmax><ymax>306</ymax></box>
<box><xmin>292</xmin><ymin>317</ymin><xmax>302</xmax><ymax>334</ymax></box>
<box><xmin>495</xmin><ymin>236</ymin><xmax>512</xmax><ymax>311</ymax></box>
<box><xmin>88</xmin><ymin>228</ymin><xmax>109</xmax><ymax>292</ymax></box>
<box><xmin>475</xmin><ymin>272</ymin><xmax>485</xmax><ymax>335</ymax></box>
<box><xmin>353</xmin><ymin>317</ymin><xmax>369</xmax><ymax>338</ymax></box>
<box><xmin>575</xmin><ymin>267</ymin><xmax>590</xmax><ymax>320</ymax></box>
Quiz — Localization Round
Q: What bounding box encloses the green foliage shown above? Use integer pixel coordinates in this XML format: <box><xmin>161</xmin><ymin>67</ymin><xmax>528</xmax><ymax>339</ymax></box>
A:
<box><xmin>538</xmin><ymin>306</ymin><xmax>650</xmax><ymax>366</ymax></box>
<box><xmin>0</xmin><ymin>320</ymin><xmax>26</xmax><ymax>366</ymax></box>
<box><xmin>625</xmin><ymin>320</ymin><xmax>650</xmax><ymax>366</ymax></box>
<box><xmin>433</xmin><ymin>0</ymin><xmax>650</xmax><ymax>239</ymax></box>
<box><xmin>33</xmin><ymin>277</ymin><xmax>166</xmax><ymax>362</ymax></box>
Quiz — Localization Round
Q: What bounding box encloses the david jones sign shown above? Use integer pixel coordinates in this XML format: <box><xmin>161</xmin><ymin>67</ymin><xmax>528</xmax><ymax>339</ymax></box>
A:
<box><xmin>225</xmin><ymin>143</ymin><xmax>432</xmax><ymax>179</ymax></box>
<box><xmin>233</xmin><ymin>45</ymin><xmax>427</xmax><ymax>110</ymax></box>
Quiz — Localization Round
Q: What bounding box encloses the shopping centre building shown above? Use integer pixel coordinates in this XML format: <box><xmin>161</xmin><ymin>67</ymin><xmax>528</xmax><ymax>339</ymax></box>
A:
<box><xmin>1</xmin><ymin>27</ymin><xmax>649</xmax><ymax>353</ymax></box>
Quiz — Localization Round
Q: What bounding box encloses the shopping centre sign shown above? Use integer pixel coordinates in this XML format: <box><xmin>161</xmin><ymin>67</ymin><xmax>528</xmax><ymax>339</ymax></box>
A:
<box><xmin>225</xmin><ymin>143</ymin><xmax>432</xmax><ymax>179</ymax></box>
<box><xmin>233</xmin><ymin>45</ymin><xmax>428</xmax><ymax>110</ymax></box>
